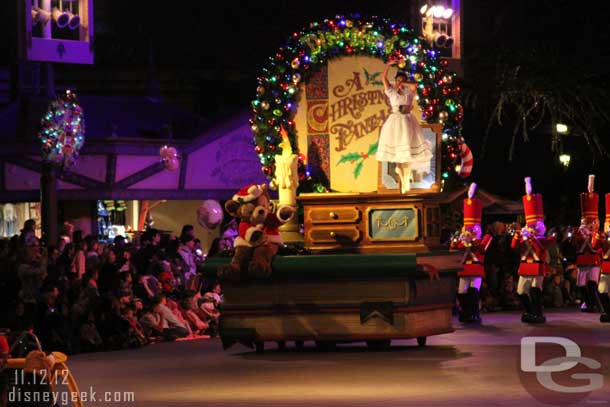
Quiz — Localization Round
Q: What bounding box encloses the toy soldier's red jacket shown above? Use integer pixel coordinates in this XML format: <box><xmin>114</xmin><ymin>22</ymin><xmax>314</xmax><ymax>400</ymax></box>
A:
<box><xmin>511</xmin><ymin>233</ymin><xmax>551</xmax><ymax>277</ymax></box>
<box><xmin>574</xmin><ymin>232</ymin><xmax>602</xmax><ymax>267</ymax></box>
<box><xmin>452</xmin><ymin>234</ymin><xmax>492</xmax><ymax>277</ymax></box>
<box><xmin>598</xmin><ymin>237</ymin><xmax>610</xmax><ymax>274</ymax></box>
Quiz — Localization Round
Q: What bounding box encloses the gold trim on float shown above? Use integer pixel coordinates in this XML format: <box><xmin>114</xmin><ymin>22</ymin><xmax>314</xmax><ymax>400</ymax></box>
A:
<box><xmin>365</xmin><ymin>205</ymin><xmax>419</xmax><ymax>242</ymax></box>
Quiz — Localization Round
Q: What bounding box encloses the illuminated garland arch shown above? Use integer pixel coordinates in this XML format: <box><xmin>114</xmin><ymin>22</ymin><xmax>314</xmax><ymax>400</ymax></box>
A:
<box><xmin>250</xmin><ymin>15</ymin><xmax>464</xmax><ymax>190</ymax></box>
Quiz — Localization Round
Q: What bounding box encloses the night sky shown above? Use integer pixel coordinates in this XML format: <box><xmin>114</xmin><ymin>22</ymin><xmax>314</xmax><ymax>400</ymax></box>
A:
<box><xmin>2</xmin><ymin>0</ymin><xmax>610</xmax><ymax>225</ymax></box>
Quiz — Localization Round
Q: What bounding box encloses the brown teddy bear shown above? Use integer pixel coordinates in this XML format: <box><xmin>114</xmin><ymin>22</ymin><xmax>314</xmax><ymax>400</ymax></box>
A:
<box><xmin>218</xmin><ymin>184</ymin><xmax>294</xmax><ymax>281</ymax></box>
<box><xmin>248</xmin><ymin>184</ymin><xmax>295</xmax><ymax>278</ymax></box>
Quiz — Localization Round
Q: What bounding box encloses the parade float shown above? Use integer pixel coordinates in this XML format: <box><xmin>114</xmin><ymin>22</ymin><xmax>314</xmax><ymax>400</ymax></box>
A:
<box><xmin>203</xmin><ymin>15</ymin><xmax>467</xmax><ymax>351</ymax></box>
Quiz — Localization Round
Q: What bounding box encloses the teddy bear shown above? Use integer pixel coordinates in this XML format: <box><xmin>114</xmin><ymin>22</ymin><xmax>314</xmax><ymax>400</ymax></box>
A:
<box><xmin>249</xmin><ymin>183</ymin><xmax>295</xmax><ymax>278</ymax></box>
<box><xmin>218</xmin><ymin>183</ymin><xmax>295</xmax><ymax>281</ymax></box>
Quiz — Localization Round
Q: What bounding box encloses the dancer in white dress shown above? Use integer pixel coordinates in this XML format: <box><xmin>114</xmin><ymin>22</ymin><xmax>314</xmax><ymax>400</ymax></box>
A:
<box><xmin>376</xmin><ymin>60</ymin><xmax>432</xmax><ymax>193</ymax></box>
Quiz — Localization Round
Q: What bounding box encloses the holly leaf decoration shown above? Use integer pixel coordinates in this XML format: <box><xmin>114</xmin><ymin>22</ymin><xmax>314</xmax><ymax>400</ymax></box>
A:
<box><xmin>337</xmin><ymin>152</ymin><xmax>362</xmax><ymax>164</ymax></box>
<box><xmin>354</xmin><ymin>161</ymin><xmax>364</xmax><ymax>179</ymax></box>
<box><xmin>364</xmin><ymin>68</ymin><xmax>382</xmax><ymax>86</ymax></box>
<box><xmin>367</xmin><ymin>142</ymin><xmax>378</xmax><ymax>156</ymax></box>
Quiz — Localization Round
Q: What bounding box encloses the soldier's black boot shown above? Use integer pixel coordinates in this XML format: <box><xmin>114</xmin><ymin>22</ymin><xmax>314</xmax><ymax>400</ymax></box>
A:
<box><xmin>518</xmin><ymin>293</ymin><xmax>534</xmax><ymax>323</ymax></box>
<box><xmin>457</xmin><ymin>293</ymin><xmax>470</xmax><ymax>323</ymax></box>
<box><xmin>599</xmin><ymin>292</ymin><xmax>610</xmax><ymax>323</ymax></box>
<box><xmin>586</xmin><ymin>281</ymin><xmax>601</xmax><ymax>313</ymax></box>
<box><xmin>467</xmin><ymin>287</ymin><xmax>482</xmax><ymax>324</ymax></box>
<box><xmin>529</xmin><ymin>287</ymin><xmax>546</xmax><ymax>324</ymax></box>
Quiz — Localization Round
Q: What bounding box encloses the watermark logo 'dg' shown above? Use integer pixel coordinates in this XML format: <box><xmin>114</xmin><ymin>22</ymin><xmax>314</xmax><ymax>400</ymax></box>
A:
<box><xmin>521</xmin><ymin>336</ymin><xmax>603</xmax><ymax>394</ymax></box>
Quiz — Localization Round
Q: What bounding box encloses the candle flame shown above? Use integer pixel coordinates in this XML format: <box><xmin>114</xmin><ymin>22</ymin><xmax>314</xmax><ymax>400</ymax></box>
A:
<box><xmin>279</xmin><ymin>126</ymin><xmax>293</xmax><ymax>156</ymax></box>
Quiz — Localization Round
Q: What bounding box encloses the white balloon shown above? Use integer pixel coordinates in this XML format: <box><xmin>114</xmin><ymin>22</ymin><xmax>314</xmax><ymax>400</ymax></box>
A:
<box><xmin>197</xmin><ymin>200</ymin><xmax>223</xmax><ymax>230</ymax></box>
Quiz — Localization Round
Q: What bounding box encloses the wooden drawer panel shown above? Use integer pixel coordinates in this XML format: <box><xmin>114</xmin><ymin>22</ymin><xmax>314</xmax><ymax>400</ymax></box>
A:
<box><xmin>308</xmin><ymin>207</ymin><xmax>360</xmax><ymax>224</ymax></box>
<box><xmin>307</xmin><ymin>226</ymin><xmax>361</xmax><ymax>243</ymax></box>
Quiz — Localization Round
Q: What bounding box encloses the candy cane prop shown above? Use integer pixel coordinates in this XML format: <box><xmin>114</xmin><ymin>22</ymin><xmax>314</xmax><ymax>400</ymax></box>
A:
<box><xmin>458</xmin><ymin>142</ymin><xmax>473</xmax><ymax>178</ymax></box>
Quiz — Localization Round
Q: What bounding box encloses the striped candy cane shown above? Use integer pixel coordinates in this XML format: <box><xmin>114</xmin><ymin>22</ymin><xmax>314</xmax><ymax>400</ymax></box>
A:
<box><xmin>458</xmin><ymin>142</ymin><xmax>473</xmax><ymax>178</ymax></box>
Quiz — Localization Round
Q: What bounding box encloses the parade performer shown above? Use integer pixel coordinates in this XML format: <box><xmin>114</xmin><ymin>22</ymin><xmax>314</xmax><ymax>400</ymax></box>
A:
<box><xmin>376</xmin><ymin>59</ymin><xmax>432</xmax><ymax>193</ymax></box>
<box><xmin>450</xmin><ymin>183</ymin><xmax>492</xmax><ymax>323</ymax></box>
<box><xmin>512</xmin><ymin>177</ymin><xmax>550</xmax><ymax>324</ymax></box>
<box><xmin>599</xmin><ymin>193</ymin><xmax>610</xmax><ymax>322</ymax></box>
<box><xmin>574</xmin><ymin>175</ymin><xmax>602</xmax><ymax>313</ymax></box>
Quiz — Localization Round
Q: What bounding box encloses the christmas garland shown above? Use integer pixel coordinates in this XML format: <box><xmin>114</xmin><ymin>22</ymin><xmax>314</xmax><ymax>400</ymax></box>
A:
<box><xmin>251</xmin><ymin>15</ymin><xmax>464</xmax><ymax>190</ymax></box>
<box><xmin>39</xmin><ymin>90</ymin><xmax>85</xmax><ymax>167</ymax></box>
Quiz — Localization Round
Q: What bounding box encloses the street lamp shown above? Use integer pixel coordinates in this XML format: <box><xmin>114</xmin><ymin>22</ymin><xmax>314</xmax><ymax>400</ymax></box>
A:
<box><xmin>556</xmin><ymin>123</ymin><xmax>569</xmax><ymax>134</ymax></box>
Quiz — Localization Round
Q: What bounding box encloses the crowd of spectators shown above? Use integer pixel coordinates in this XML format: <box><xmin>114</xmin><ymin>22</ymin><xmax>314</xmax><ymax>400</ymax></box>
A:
<box><xmin>0</xmin><ymin>221</ymin><xmax>230</xmax><ymax>354</ymax></box>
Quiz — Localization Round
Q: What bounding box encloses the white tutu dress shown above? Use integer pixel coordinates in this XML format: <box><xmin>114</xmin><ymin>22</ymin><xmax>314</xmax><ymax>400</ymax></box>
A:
<box><xmin>376</xmin><ymin>87</ymin><xmax>432</xmax><ymax>174</ymax></box>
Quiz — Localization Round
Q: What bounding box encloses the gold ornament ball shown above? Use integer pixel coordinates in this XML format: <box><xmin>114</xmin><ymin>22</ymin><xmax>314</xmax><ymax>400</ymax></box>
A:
<box><xmin>398</xmin><ymin>60</ymin><xmax>407</xmax><ymax>69</ymax></box>
<box><xmin>256</xmin><ymin>86</ymin><xmax>265</xmax><ymax>95</ymax></box>
<box><xmin>438</xmin><ymin>111</ymin><xmax>449</xmax><ymax>121</ymax></box>
<box><xmin>292</xmin><ymin>73</ymin><xmax>301</xmax><ymax>84</ymax></box>
<box><xmin>261</xmin><ymin>101</ymin><xmax>270</xmax><ymax>110</ymax></box>
<box><xmin>291</xmin><ymin>58</ymin><xmax>300</xmax><ymax>70</ymax></box>
<box><xmin>414</xmin><ymin>73</ymin><xmax>423</xmax><ymax>81</ymax></box>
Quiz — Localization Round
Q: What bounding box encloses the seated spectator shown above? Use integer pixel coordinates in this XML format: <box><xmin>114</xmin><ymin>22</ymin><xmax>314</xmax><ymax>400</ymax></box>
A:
<box><xmin>121</xmin><ymin>304</ymin><xmax>148</xmax><ymax>348</ymax></box>
<box><xmin>140</xmin><ymin>295</ymin><xmax>188</xmax><ymax>341</ymax></box>
<box><xmin>79</xmin><ymin>310</ymin><xmax>103</xmax><ymax>352</ymax></box>
<box><xmin>179</xmin><ymin>296</ymin><xmax>209</xmax><ymax>335</ymax></box>
<box><xmin>35</xmin><ymin>285</ymin><xmax>69</xmax><ymax>352</ymax></box>
<box><xmin>156</xmin><ymin>294</ymin><xmax>189</xmax><ymax>335</ymax></box>
<box><xmin>166</xmin><ymin>300</ymin><xmax>193</xmax><ymax>336</ymax></box>
<box><xmin>204</xmin><ymin>282</ymin><xmax>223</xmax><ymax>306</ymax></box>
<box><xmin>544</xmin><ymin>272</ymin><xmax>566</xmax><ymax>308</ymax></box>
